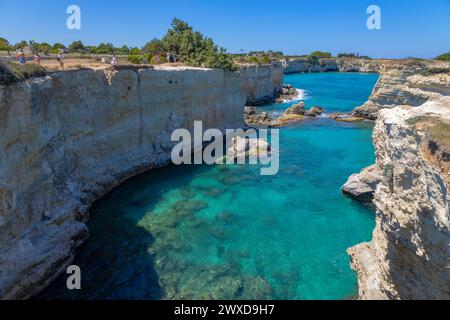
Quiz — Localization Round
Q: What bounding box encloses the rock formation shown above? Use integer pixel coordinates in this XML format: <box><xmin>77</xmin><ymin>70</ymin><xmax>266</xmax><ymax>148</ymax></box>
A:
<box><xmin>244</xmin><ymin>106</ymin><xmax>274</xmax><ymax>126</ymax></box>
<box><xmin>282</xmin><ymin>58</ymin><xmax>382</xmax><ymax>74</ymax></box>
<box><xmin>227</xmin><ymin>136</ymin><xmax>270</xmax><ymax>161</ymax></box>
<box><xmin>0</xmin><ymin>66</ymin><xmax>246</xmax><ymax>299</ymax></box>
<box><xmin>275</xmin><ymin>102</ymin><xmax>306</xmax><ymax>126</ymax></box>
<box><xmin>240</xmin><ymin>63</ymin><xmax>283</xmax><ymax>105</ymax></box>
<box><xmin>305</xmin><ymin>106</ymin><xmax>324</xmax><ymax>117</ymax></box>
<box><xmin>353</xmin><ymin>61</ymin><xmax>450</xmax><ymax>120</ymax></box>
<box><xmin>348</xmin><ymin>98</ymin><xmax>450</xmax><ymax>300</ymax></box>
<box><xmin>342</xmin><ymin>165</ymin><xmax>383</xmax><ymax>203</ymax></box>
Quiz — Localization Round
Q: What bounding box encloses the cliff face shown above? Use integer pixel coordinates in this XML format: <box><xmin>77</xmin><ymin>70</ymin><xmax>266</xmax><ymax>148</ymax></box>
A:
<box><xmin>348</xmin><ymin>98</ymin><xmax>450</xmax><ymax>300</ymax></box>
<box><xmin>0</xmin><ymin>67</ymin><xmax>245</xmax><ymax>299</ymax></box>
<box><xmin>353</xmin><ymin>62</ymin><xmax>450</xmax><ymax>120</ymax></box>
<box><xmin>240</xmin><ymin>63</ymin><xmax>284</xmax><ymax>105</ymax></box>
<box><xmin>282</xmin><ymin>58</ymin><xmax>382</xmax><ymax>74</ymax></box>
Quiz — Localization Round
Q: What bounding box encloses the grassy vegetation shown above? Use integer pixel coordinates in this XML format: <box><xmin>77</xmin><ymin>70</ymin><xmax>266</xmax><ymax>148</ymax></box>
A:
<box><xmin>0</xmin><ymin>59</ymin><xmax>47</xmax><ymax>85</ymax></box>
<box><xmin>2</xmin><ymin>19</ymin><xmax>238</xmax><ymax>71</ymax></box>
<box><xmin>435</xmin><ymin>52</ymin><xmax>450</xmax><ymax>61</ymax></box>
<box><xmin>233</xmin><ymin>50</ymin><xmax>284</xmax><ymax>65</ymax></box>
<box><xmin>407</xmin><ymin>116</ymin><xmax>450</xmax><ymax>148</ymax></box>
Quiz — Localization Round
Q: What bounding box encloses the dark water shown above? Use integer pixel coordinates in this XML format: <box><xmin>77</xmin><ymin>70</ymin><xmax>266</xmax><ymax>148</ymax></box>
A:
<box><xmin>39</xmin><ymin>72</ymin><xmax>380</xmax><ymax>300</ymax></box>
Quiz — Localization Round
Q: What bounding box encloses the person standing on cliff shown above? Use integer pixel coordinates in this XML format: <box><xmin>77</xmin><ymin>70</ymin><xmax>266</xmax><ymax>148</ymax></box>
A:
<box><xmin>16</xmin><ymin>48</ymin><xmax>26</xmax><ymax>64</ymax></box>
<box><xmin>33</xmin><ymin>53</ymin><xmax>41</xmax><ymax>64</ymax></box>
<box><xmin>57</xmin><ymin>52</ymin><xmax>64</xmax><ymax>69</ymax></box>
<box><xmin>111</xmin><ymin>54</ymin><xmax>118</xmax><ymax>67</ymax></box>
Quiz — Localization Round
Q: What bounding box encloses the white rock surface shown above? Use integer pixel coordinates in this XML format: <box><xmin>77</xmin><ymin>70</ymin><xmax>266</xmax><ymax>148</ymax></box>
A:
<box><xmin>353</xmin><ymin>62</ymin><xmax>450</xmax><ymax>119</ymax></box>
<box><xmin>348</xmin><ymin>98</ymin><xmax>450</xmax><ymax>300</ymax></box>
<box><xmin>342</xmin><ymin>165</ymin><xmax>383</xmax><ymax>203</ymax></box>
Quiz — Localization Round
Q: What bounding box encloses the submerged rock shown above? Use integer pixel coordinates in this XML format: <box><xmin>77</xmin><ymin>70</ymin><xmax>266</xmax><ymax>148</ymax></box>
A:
<box><xmin>342</xmin><ymin>165</ymin><xmax>383</xmax><ymax>203</ymax></box>
<box><xmin>180</xmin><ymin>187</ymin><xmax>196</xmax><ymax>199</ymax></box>
<box><xmin>217</xmin><ymin>211</ymin><xmax>236</xmax><ymax>223</ymax></box>
<box><xmin>330</xmin><ymin>113</ymin><xmax>368</xmax><ymax>122</ymax></box>
<box><xmin>172</xmin><ymin>199</ymin><xmax>208</xmax><ymax>213</ymax></box>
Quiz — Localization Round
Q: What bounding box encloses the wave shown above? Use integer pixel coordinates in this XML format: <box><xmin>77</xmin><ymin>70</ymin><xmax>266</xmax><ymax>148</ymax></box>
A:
<box><xmin>283</xmin><ymin>88</ymin><xmax>311</xmax><ymax>103</ymax></box>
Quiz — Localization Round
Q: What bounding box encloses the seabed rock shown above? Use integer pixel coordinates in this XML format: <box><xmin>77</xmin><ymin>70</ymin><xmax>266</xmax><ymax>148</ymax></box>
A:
<box><xmin>180</xmin><ymin>187</ymin><xmax>196</xmax><ymax>199</ymax></box>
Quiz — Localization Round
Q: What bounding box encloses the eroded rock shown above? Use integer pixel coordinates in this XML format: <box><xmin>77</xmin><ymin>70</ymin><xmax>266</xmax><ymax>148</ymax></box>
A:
<box><xmin>342</xmin><ymin>165</ymin><xmax>383</xmax><ymax>203</ymax></box>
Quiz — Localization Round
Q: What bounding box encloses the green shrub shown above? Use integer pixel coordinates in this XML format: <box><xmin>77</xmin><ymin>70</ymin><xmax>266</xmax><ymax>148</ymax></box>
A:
<box><xmin>307</xmin><ymin>55</ymin><xmax>319</xmax><ymax>64</ymax></box>
<box><xmin>0</xmin><ymin>59</ymin><xmax>47</xmax><ymax>85</ymax></box>
<box><xmin>337</xmin><ymin>53</ymin><xmax>357</xmax><ymax>58</ymax></box>
<box><xmin>383</xmin><ymin>163</ymin><xmax>395</xmax><ymax>188</ymax></box>
<box><xmin>435</xmin><ymin>52</ymin><xmax>450</xmax><ymax>61</ymax></box>
<box><xmin>309</xmin><ymin>51</ymin><xmax>332</xmax><ymax>59</ymax></box>
<box><xmin>127</xmin><ymin>55</ymin><xmax>146</xmax><ymax>64</ymax></box>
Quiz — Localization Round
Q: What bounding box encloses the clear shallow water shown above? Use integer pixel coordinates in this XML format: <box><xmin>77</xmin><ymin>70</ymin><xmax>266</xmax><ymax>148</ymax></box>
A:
<box><xmin>39</xmin><ymin>72</ymin><xmax>380</xmax><ymax>300</ymax></box>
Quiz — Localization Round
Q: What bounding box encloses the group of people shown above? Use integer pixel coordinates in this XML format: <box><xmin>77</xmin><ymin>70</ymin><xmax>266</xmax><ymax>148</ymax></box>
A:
<box><xmin>15</xmin><ymin>48</ymin><xmax>65</xmax><ymax>69</ymax></box>
<box><xmin>166</xmin><ymin>51</ymin><xmax>177</xmax><ymax>63</ymax></box>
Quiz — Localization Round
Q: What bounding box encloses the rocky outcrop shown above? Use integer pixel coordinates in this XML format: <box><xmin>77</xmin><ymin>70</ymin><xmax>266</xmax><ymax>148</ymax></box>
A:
<box><xmin>353</xmin><ymin>62</ymin><xmax>450</xmax><ymax>120</ymax></box>
<box><xmin>0</xmin><ymin>66</ymin><xmax>246</xmax><ymax>299</ymax></box>
<box><xmin>275</xmin><ymin>103</ymin><xmax>305</xmax><ymax>126</ymax></box>
<box><xmin>305</xmin><ymin>106</ymin><xmax>324</xmax><ymax>117</ymax></box>
<box><xmin>276</xmin><ymin>84</ymin><xmax>299</xmax><ymax>103</ymax></box>
<box><xmin>284</xmin><ymin>102</ymin><xmax>305</xmax><ymax>116</ymax></box>
<box><xmin>348</xmin><ymin>98</ymin><xmax>450</xmax><ymax>300</ymax></box>
<box><xmin>244</xmin><ymin>106</ymin><xmax>274</xmax><ymax>126</ymax></box>
<box><xmin>240</xmin><ymin>63</ymin><xmax>284</xmax><ymax>105</ymax></box>
<box><xmin>282</xmin><ymin>58</ymin><xmax>382</xmax><ymax>74</ymax></box>
<box><xmin>337</xmin><ymin>59</ymin><xmax>382</xmax><ymax>73</ymax></box>
<box><xmin>342</xmin><ymin>165</ymin><xmax>383</xmax><ymax>203</ymax></box>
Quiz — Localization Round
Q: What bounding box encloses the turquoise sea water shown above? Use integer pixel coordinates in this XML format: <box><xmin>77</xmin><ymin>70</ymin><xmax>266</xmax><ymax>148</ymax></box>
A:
<box><xmin>39</xmin><ymin>72</ymin><xmax>380</xmax><ymax>300</ymax></box>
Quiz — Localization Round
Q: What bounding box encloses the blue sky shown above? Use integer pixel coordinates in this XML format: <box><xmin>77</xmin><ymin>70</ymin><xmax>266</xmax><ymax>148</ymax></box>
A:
<box><xmin>1</xmin><ymin>0</ymin><xmax>449</xmax><ymax>58</ymax></box>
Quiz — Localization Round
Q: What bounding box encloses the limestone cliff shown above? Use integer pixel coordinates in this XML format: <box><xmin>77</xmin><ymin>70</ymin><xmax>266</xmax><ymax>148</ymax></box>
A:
<box><xmin>0</xmin><ymin>66</ymin><xmax>245</xmax><ymax>299</ymax></box>
<box><xmin>282</xmin><ymin>58</ymin><xmax>382</xmax><ymax>74</ymax></box>
<box><xmin>353</xmin><ymin>61</ymin><xmax>450</xmax><ymax>120</ymax></box>
<box><xmin>240</xmin><ymin>63</ymin><xmax>284</xmax><ymax>105</ymax></box>
<box><xmin>348</xmin><ymin>98</ymin><xmax>450</xmax><ymax>300</ymax></box>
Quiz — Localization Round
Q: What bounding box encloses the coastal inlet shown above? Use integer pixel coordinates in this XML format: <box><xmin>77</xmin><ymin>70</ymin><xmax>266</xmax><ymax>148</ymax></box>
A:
<box><xmin>38</xmin><ymin>72</ymin><xmax>380</xmax><ymax>300</ymax></box>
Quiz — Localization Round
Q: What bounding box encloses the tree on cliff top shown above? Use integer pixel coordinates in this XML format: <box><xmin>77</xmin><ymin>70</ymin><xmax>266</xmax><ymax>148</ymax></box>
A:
<box><xmin>142</xmin><ymin>18</ymin><xmax>237</xmax><ymax>71</ymax></box>
<box><xmin>309</xmin><ymin>51</ymin><xmax>333</xmax><ymax>59</ymax></box>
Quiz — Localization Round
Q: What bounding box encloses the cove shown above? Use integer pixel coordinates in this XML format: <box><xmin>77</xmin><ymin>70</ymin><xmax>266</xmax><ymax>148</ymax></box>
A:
<box><xmin>38</xmin><ymin>72</ymin><xmax>380</xmax><ymax>300</ymax></box>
